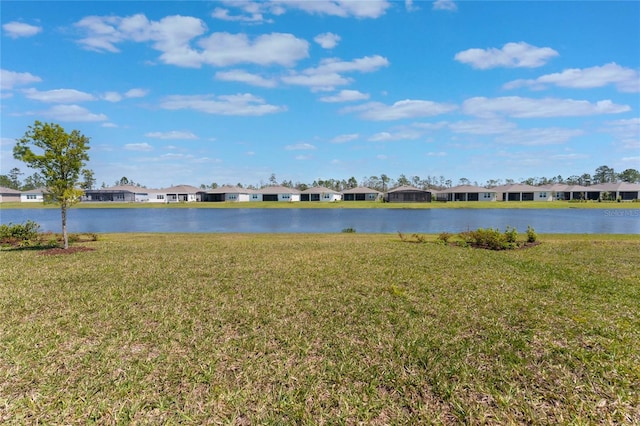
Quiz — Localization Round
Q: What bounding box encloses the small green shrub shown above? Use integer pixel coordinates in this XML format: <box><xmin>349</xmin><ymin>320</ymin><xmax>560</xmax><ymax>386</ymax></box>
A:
<box><xmin>0</xmin><ymin>221</ymin><xmax>41</xmax><ymax>247</ymax></box>
<box><xmin>526</xmin><ymin>226</ymin><xmax>537</xmax><ymax>243</ymax></box>
<box><xmin>437</xmin><ymin>232</ymin><xmax>452</xmax><ymax>244</ymax></box>
<box><xmin>504</xmin><ymin>226</ymin><xmax>518</xmax><ymax>244</ymax></box>
<box><xmin>341</xmin><ymin>227</ymin><xmax>356</xmax><ymax>233</ymax></box>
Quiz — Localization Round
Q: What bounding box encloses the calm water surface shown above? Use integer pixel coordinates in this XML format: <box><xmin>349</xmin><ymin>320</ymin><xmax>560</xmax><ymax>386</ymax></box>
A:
<box><xmin>2</xmin><ymin>208</ymin><xmax>639</xmax><ymax>234</ymax></box>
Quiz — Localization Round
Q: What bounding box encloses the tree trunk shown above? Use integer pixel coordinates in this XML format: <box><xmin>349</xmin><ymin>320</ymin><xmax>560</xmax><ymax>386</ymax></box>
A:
<box><xmin>61</xmin><ymin>204</ymin><xmax>68</xmax><ymax>249</ymax></box>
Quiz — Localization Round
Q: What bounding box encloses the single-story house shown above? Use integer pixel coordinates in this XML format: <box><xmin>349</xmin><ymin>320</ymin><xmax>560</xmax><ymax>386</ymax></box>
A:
<box><xmin>200</xmin><ymin>185</ymin><xmax>254</xmax><ymax>202</ymax></box>
<box><xmin>83</xmin><ymin>184</ymin><xmax>150</xmax><ymax>202</ymax></box>
<box><xmin>493</xmin><ymin>184</ymin><xmax>550</xmax><ymax>201</ymax></box>
<box><xmin>0</xmin><ymin>186</ymin><xmax>21</xmax><ymax>203</ymax></box>
<box><xmin>20</xmin><ymin>187</ymin><xmax>47</xmax><ymax>203</ymax></box>
<box><xmin>162</xmin><ymin>185</ymin><xmax>201</xmax><ymax>203</ymax></box>
<box><xmin>301</xmin><ymin>186</ymin><xmax>342</xmax><ymax>202</ymax></box>
<box><xmin>435</xmin><ymin>185</ymin><xmax>497</xmax><ymax>202</ymax></box>
<box><xmin>385</xmin><ymin>185</ymin><xmax>431</xmax><ymax>203</ymax></box>
<box><xmin>538</xmin><ymin>184</ymin><xmax>594</xmax><ymax>201</ymax></box>
<box><xmin>589</xmin><ymin>182</ymin><xmax>640</xmax><ymax>201</ymax></box>
<box><xmin>258</xmin><ymin>185</ymin><xmax>301</xmax><ymax>202</ymax></box>
<box><xmin>342</xmin><ymin>186</ymin><xmax>382</xmax><ymax>201</ymax></box>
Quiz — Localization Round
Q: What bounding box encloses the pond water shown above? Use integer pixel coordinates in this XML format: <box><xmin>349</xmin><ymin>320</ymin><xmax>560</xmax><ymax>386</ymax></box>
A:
<box><xmin>2</xmin><ymin>208</ymin><xmax>639</xmax><ymax>234</ymax></box>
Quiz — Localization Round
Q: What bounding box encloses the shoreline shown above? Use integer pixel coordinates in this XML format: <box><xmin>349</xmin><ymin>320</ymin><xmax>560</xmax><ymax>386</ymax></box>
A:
<box><xmin>3</xmin><ymin>200</ymin><xmax>640</xmax><ymax>210</ymax></box>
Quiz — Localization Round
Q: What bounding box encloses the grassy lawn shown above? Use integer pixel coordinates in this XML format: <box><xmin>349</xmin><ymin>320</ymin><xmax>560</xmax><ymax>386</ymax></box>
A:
<box><xmin>1</xmin><ymin>234</ymin><xmax>639</xmax><ymax>424</ymax></box>
<box><xmin>2</xmin><ymin>200</ymin><xmax>639</xmax><ymax>209</ymax></box>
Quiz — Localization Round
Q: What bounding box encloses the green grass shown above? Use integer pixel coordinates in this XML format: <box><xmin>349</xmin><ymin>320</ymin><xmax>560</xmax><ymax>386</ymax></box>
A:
<box><xmin>2</xmin><ymin>200</ymin><xmax>639</xmax><ymax>209</ymax></box>
<box><xmin>1</xmin><ymin>234</ymin><xmax>639</xmax><ymax>423</ymax></box>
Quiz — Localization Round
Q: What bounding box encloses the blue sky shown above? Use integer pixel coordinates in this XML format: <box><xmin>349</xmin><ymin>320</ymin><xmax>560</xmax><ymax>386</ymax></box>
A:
<box><xmin>2</xmin><ymin>0</ymin><xmax>639</xmax><ymax>188</ymax></box>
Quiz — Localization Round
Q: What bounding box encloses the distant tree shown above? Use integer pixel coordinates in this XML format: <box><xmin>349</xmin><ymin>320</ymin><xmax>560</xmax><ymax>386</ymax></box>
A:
<box><xmin>381</xmin><ymin>174</ymin><xmax>390</xmax><ymax>192</ymax></box>
<box><xmin>116</xmin><ymin>176</ymin><xmax>130</xmax><ymax>186</ymax></box>
<box><xmin>347</xmin><ymin>176</ymin><xmax>358</xmax><ymax>188</ymax></box>
<box><xmin>396</xmin><ymin>174</ymin><xmax>411</xmax><ymax>187</ymax></box>
<box><xmin>79</xmin><ymin>169</ymin><xmax>95</xmax><ymax>191</ymax></box>
<box><xmin>580</xmin><ymin>173</ymin><xmax>592</xmax><ymax>186</ymax></box>
<box><xmin>7</xmin><ymin>167</ymin><xmax>23</xmax><ymax>189</ymax></box>
<box><xmin>211</xmin><ymin>182</ymin><xmax>218</xmax><ymax>189</ymax></box>
<box><xmin>618</xmin><ymin>168</ymin><xmax>640</xmax><ymax>183</ymax></box>
<box><xmin>269</xmin><ymin>173</ymin><xmax>277</xmax><ymax>185</ymax></box>
<box><xmin>593</xmin><ymin>165</ymin><xmax>616</xmax><ymax>184</ymax></box>
<box><xmin>237</xmin><ymin>182</ymin><xmax>244</xmax><ymax>188</ymax></box>
<box><xmin>458</xmin><ymin>177</ymin><xmax>470</xmax><ymax>186</ymax></box>
<box><xmin>13</xmin><ymin>121</ymin><xmax>90</xmax><ymax>249</ymax></box>
<box><xmin>22</xmin><ymin>172</ymin><xmax>46</xmax><ymax>191</ymax></box>
<box><xmin>0</xmin><ymin>173</ymin><xmax>17</xmax><ymax>189</ymax></box>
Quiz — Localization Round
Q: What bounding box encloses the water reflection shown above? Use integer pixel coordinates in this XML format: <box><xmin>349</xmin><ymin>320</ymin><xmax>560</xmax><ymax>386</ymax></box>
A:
<box><xmin>1</xmin><ymin>208</ymin><xmax>638</xmax><ymax>234</ymax></box>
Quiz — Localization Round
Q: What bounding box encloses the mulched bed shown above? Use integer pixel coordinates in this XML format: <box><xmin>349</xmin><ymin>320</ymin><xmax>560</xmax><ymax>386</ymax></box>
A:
<box><xmin>39</xmin><ymin>246</ymin><xmax>96</xmax><ymax>256</ymax></box>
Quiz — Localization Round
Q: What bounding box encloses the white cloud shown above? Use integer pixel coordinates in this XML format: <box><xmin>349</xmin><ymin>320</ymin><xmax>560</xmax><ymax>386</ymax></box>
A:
<box><xmin>103</xmin><ymin>92</ymin><xmax>123</xmax><ymax>102</ymax></box>
<box><xmin>463</xmin><ymin>96</ymin><xmax>630</xmax><ymax>118</ymax></box>
<box><xmin>215</xmin><ymin>69</ymin><xmax>277</xmax><ymax>88</ymax></box>
<box><xmin>433</xmin><ymin>0</ymin><xmax>457</xmax><ymax>11</ymax></box>
<box><xmin>503</xmin><ymin>63</ymin><xmax>640</xmax><ymax>93</ymax></box>
<box><xmin>454</xmin><ymin>42</ymin><xmax>558</xmax><ymax>69</ymax></box>
<box><xmin>124</xmin><ymin>143</ymin><xmax>153</xmax><ymax>151</ymax></box>
<box><xmin>295</xmin><ymin>154</ymin><xmax>312</xmax><ymax>160</ymax></box>
<box><xmin>3</xmin><ymin>21</ymin><xmax>42</xmax><ymax>38</ymax></box>
<box><xmin>102</xmin><ymin>122</ymin><xmax>117</xmax><ymax>128</ymax></box>
<box><xmin>0</xmin><ymin>69</ymin><xmax>42</xmax><ymax>90</ymax></box>
<box><xmin>272</xmin><ymin>0</ymin><xmax>390</xmax><ymax>18</ymax></box>
<box><xmin>551</xmin><ymin>153</ymin><xmax>588</xmax><ymax>160</ymax></box>
<box><xmin>285</xmin><ymin>143</ymin><xmax>316</xmax><ymax>150</ymax></box>
<box><xmin>198</xmin><ymin>32</ymin><xmax>309</xmax><ymax>67</ymax></box>
<box><xmin>40</xmin><ymin>105</ymin><xmax>107</xmax><ymax>122</ymax></box>
<box><xmin>314</xmin><ymin>32</ymin><xmax>340</xmax><ymax>49</ymax></box>
<box><xmin>125</xmin><ymin>88</ymin><xmax>148</xmax><ymax>98</ymax></box>
<box><xmin>426</xmin><ymin>151</ymin><xmax>447</xmax><ymax>156</ymax></box>
<box><xmin>145</xmin><ymin>131</ymin><xmax>198</xmax><ymax>140</ymax></box>
<box><xmin>319</xmin><ymin>90</ymin><xmax>370</xmax><ymax>103</ymax></box>
<box><xmin>283</xmin><ymin>55</ymin><xmax>388</xmax><ymax>91</ymax></box>
<box><xmin>23</xmin><ymin>88</ymin><xmax>96</xmax><ymax>103</ymax></box>
<box><xmin>622</xmin><ymin>156</ymin><xmax>640</xmax><ymax>162</ymax></box>
<box><xmin>344</xmin><ymin>99</ymin><xmax>457</xmax><ymax>121</ymax></box>
<box><xmin>103</xmin><ymin>88</ymin><xmax>148</xmax><ymax>102</ymax></box>
<box><xmin>214</xmin><ymin>0</ymin><xmax>391</xmax><ymax>20</ymax></box>
<box><xmin>330</xmin><ymin>133</ymin><xmax>359</xmax><ymax>143</ymax></box>
<box><xmin>368</xmin><ymin>130</ymin><xmax>422</xmax><ymax>141</ymax></box>
<box><xmin>74</xmin><ymin>14</ymin><xmax>309</xmax><ymax>68</ymax></box>
<box><xmin>160</xmin><ymin>93</ymin><xmax>286</xmax><ymax>116</ymax></box>
<box><xmin>449</xmin><ymin>119</ymin><xmax>517</xmax><ymax>135</ymax></box>
<box><xmin>495</xmin><ymin>128</ymin><xmax>584</xmax><ymax>146</ymax></box>
<box><xmin>212</xmin><ymin>7</ymin><xmax>268</xmax><ymax>23</ymax></box>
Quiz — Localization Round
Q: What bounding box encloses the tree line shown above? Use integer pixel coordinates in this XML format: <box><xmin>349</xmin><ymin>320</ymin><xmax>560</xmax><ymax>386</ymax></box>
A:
<box><xmin>3</xmin><ymin>165</ymin><xmax>639</xmax><ymax>194</ymax></box>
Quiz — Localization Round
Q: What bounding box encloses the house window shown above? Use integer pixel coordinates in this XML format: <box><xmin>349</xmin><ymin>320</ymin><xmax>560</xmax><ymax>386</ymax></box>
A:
<box><xmin>539</xmin><ymin>192</ymin><xmax>547</xmax><ymax>198</ymax></box>
<box><xmin>26</xmin><ymin>194</ymin><xmax>37</xmax><ymax>200</ymax></box>
<box><xmin>157</xmin><ymin>195</ymin><xmax>165</xmax><ymax>200</ymax></box>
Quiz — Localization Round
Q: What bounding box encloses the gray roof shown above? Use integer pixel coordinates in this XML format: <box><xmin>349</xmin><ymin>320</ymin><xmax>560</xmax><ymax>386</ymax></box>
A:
<box><xmin>258</xmin><ymin>185</ymin><xmax>301</xmax><ymax>194</ymax></box>
<box><xmin>589</xmin><ymin>182</ymin><xmax>640</xmax><ymax>192</ymax></box>
<box><xmin>161</xmin><ymin>184</ymin><xmax>201</xmax><ymax>193</ymax></box>
<box><xmin>302</xmin><ymin>186</ymin><xmax>340</xmax><ymax>194</ymax></box>
<box><xmin>206</xmin><ymin>185</ymin><xmax>256</xmax><ymax>194</ymax></box>
<box><xmin>493</xmin><ymin>183</ymin><xmax>541</xmax><ymax>192</ymax></box>
<box><xmin>341</xmin><ymin>186</ymin><xmax>382</xmax><ymax>194</ymax></box>
<box><xmin>436</xmin><ymin>184</ymin><xmax>492</xmax><ymax>193</ymax></box>
<box><xmin>0</xmin><ymin>186</ymin><xmax>21</xmax><ymax>194</ymax></box>
<box><xmin>387</xmin><ymin>185</ymin><xmax>429</xmax><ymax>193</ymax></box>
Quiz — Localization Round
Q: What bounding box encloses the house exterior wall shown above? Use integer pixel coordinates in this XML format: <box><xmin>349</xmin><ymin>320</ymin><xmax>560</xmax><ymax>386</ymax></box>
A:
<box><xmin>20</xmin><ymin>193</ymin><xmax>44</xmax><ymax>202</ymax></box>
<box><xmin>534</xmin><ymin>190</ymin><xmax>552</xmax><ymax>201</ymax></box>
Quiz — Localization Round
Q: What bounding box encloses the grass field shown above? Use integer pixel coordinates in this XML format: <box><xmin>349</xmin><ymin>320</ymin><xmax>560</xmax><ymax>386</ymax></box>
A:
<box><xmin>2</xmin><ymin>200</ymin><xmax>640</xmax><ymax>210</ymax></box>
<box><xmin>1</xmin><ymin>233</ymin><xmax>639</xmax><ymax>424</ymax></box>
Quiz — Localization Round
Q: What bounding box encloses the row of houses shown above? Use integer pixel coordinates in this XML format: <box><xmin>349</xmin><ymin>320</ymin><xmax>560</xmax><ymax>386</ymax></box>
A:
<box><xmin>1</xmin><ymin>182</ymin><xmax>639</xmax><ymax>204</ymax></box>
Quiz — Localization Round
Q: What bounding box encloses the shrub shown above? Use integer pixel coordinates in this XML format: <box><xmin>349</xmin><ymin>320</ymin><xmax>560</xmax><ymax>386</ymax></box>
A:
<box><xmin>0</xmin><ymin>221</ymin><xmax>41</xmax><ymax>247</ymax></box>
<box><xmin>458</xmin><ymin>227</ymin><xmax>516</xmax><ymax>250</ymax></box>
<box><xmin>341</xmin><ymin>227</ymin><xmax>356</xmax><ymax>233</ymax></box>
<box><xmin>504</xmin><ymin>226</ymin><xmax>518</xmax><ymax>244</ymax></box>
<box><xmin>437</xmin><ymin>232</ymin><xmax>453</xmax><ymax>244</ymax></box>
<box><xmin>526</xmin><ymin>226</ymin><xmax>537</xmax><ymax>243</ymax></box>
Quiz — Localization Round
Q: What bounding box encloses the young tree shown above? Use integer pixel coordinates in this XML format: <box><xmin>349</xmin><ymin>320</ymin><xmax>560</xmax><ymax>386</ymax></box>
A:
<box><xmin>13</xmin><ymin>121</ymin><xmax>90</xmax><ymax>249</ymax></box>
